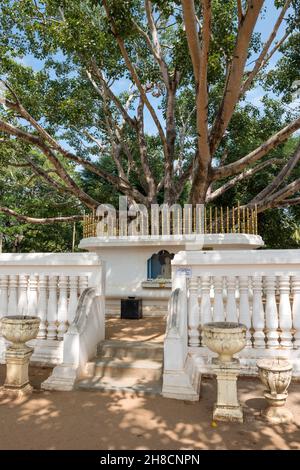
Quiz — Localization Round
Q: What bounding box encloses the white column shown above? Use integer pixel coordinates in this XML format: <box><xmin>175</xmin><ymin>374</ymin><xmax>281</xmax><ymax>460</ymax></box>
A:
<box><xmin>265</xmin><ymin>276</ymin><xmax>279</xmax><ymax>348</ymax></box>
<box><xmin>279</xmin><ymin>275</ymin><xmax>293</xmax><ymax>349</ymax></box>
<box><xmin>79</xmin><ymin>275</ymin><xmax>88</xmax><ymax>295</ymax></box>
<box><xmin>213</xmin><ymin>276</ymin><xmax>224</xmax><ymax>322</ymax></box>
<box><xmin>188</xmin><ymin>277</ymin><xmax>200</xmax><ymax>347</ymax></box>
<box><xmin>0</xmin><ymin>275</ymin><xmax>9</xmax><ymax>318</ymax></box>
<box><xmin>238</xmin><ymin>276</ymin><xmax>251</xmax><ymax>346</ymax></box>
<box><xmin>28</xmin><ymin>274</ymin><xmax>38</xmax><ymax>316</ymax></box>
<box><xmin>226</xmin><ymin>276</ymin><xmax>238</xmax><ymax>322</ymax></box>
<box><xmin>292</xmin><ymin>276</ymin><xmax>300</xmax><ymax>348</ymax></box>
<box><xmin>46</xmin><ymin>275</ymin><xmax>58</xmax><ymax>340</ymax></box>
<box><xmin>252</xmin><ymin>276</ymin><xmax>265</xmax><ymax>348</ymax></box>
<box><xmin>18</xmin><ymin>274</ymin><xmax>28</xmax><ymax>316</ymax></box>
<box><xmin>37</xmin><ymin>275</ymin><xmax>47</xmax><ymax>339</ymax></box>
<box><xmin>200</xmin><ymin>276</ymin><xmax>212</xmax><ymax>326</ymax></box>
<box><xmin>7</xmin><ymin>275</ymin><xmax>18</xmax><ymax>316</ymax></box>
<box><xmin>67</xmin><ymin>276</ymin><xmax>79</xmax><ymax>326</ymax></box>
<box><xmin>57</xmin><ymin>275</ymin><xmax>68</xmax><ymax>340</ymax></box>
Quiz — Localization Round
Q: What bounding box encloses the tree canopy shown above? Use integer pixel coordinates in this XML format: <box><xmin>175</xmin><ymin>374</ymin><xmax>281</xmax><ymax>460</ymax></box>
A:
<box><xmin>0</xmin><ymin>0</ymin><xmax>299</xmax><ymax>249</ymax></box>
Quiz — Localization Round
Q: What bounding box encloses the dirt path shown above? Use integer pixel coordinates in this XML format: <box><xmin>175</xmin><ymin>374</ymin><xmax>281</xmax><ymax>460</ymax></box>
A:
<box><xmin>1</xmin><ymin>365</ymin><xmax>300</xmax><ymax>450</ymax></box>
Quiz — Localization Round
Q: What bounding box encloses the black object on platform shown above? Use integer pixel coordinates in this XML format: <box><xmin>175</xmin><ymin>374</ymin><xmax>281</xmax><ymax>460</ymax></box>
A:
<box><xmin>121</xmin><ymin>297</ymin><xmax>143</xmax><ymax>319</ymax></box>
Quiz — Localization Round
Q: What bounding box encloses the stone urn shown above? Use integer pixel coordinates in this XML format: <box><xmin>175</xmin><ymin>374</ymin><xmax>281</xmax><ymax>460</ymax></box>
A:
<box><xmin>0</xmin><ymin>315</ymin><xmax>40</xmax><ymax>395</ymax></box>
<box><xmin>1</xmin><ymin>315</ymin><xmax>41</xmax><ymax>350</ymax></box>
<box><xmin>202</xmin><ymin>322</ymin><xmax>247</xmax><ymax>363</ymax></box>
<box><xmin>257</xmin><ymin>358</ymin><xmax>293</xmax><ymax>424</ymax></box>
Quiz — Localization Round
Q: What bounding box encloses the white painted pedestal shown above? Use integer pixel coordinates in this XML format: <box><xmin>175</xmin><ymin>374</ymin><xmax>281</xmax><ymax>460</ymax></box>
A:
<box><xmin>1</xmin><ymin>346</ymin><xmax>33</xmax><ymax>396</ymax></box>
<box><xmin>212</xmin><ymin>358</ymin><xmax>243</xmax><ymax>423</ymax></box>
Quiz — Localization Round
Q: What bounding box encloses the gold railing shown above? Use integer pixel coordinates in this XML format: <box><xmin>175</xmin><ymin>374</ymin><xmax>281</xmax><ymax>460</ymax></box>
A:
<box><xmin>82</xmin><ymin>204</ymin><xmax>258</xmax><ymax>238</ymax></box>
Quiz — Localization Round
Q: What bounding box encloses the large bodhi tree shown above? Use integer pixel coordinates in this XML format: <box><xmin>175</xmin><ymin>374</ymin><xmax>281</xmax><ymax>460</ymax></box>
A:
<box><xmin>0</xmin><ymin>0</ymin><xmax>300</xmax><ymax>225</ymax></box>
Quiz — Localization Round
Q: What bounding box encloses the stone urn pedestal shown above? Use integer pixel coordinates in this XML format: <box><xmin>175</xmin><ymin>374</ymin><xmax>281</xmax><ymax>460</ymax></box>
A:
<box><xmin>0</xmin><ymin>316</ymin><xmax>40</xmax><ymax>396</ymax></box>
<box><xmin>202</xmin><ymin>322</ymin><xmax>247</xmax><ymax>423</ymax></box>
<box><xmin>257</xmin><ymin>358</ymin><xmax>293</xmax><ymax>424</ymax></box>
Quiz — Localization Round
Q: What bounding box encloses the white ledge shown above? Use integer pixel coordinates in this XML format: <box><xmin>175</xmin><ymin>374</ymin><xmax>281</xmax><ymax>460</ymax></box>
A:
<box><xmin>79</xmin><ymin>233</ymin><xmax>264</xmax><ymax>250</ymax></box>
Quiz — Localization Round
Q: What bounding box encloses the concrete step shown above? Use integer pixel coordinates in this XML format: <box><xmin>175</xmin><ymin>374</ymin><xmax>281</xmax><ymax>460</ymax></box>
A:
<box><xmin>77</xmin><ymin>376</ymin><xmax>162</xmax><ymax>396</ymax></box>
<box><xmin>98</xmin><ymin>340</ymin><xmax>163</xmax><ymax>361</ymax></box>
<box><xmin>79</xmin><ymin>339</ymin><xmax>163</xmax><ymax>394</ymax></box>
<box><xmin>85</xmin><ymin>357</ymin><xmax>162</xmax><ymax>381</ymax></box>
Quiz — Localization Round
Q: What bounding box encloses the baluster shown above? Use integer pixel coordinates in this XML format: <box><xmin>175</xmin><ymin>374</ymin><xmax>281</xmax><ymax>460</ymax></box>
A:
<box><xmin>47</xmin><ymin>275</ymin><xmax>58</xmax><ymax>340</ymax></box>
<box><xmin>28</xmin><ymin>274</ymin><xmax>38</xmax><ymax>316</ymax></box>
<box><xmin>200</xmin><ymin>276</ymin><xmax>212</xmax><ymax>326</ymax></box>
<box><xmin>264</xmin><ymin>276</ymin><xmax>279</xmax><ymax>348</ymax></box>
<box><xmin>0</xmin><ymin>275</ymin><xmax>9</xmax><ymax>318</ymax></box>
<box><xmin>252</xmin><ymin>276</ymin><xmax>265</xmax><ymax>348</ymax></box>
<box><xmin>238</xmin><ymin>276</ymin><xmax>251</xmax><ymax>346</ymax></box>
<box><xmin>279</xmin><ymin>275</ymin><xmax>293</xmax><ymax>349</ymax></box>
<box><xmin>7</xmin><ymin>275</ymin><xmax>18</xmax><ymax>316</ymax></box>
<box><xmin>18</xmin><ymin>274</ymin><xmax>28</xmax><ymax>316</ymax></box>
<box><xmin>37</xmin><ymin>275</ymin><xmax>47</xmax><ymax>339</ymax></box>
<box><xmin>213</xmin><ymin>276</ymin><xmax>224</xmax><ymax>322</ymax></box>
<box><xmin>292</xmin><ymin>276</ymin><xmax>300</xmax><ymax>348</ymax></box>
<box><xmin>57</xmin><ymin>275</ymin><xmax>68</xmax><ymax>340</ymax></box>
<box><xmin>226</xmin><ymin>276</ymin><xmax>238</xmax><ymax>322</ymax></box>
<box><xmin>68</xmin><ymin>276</ymin><xmax>79</xmax><ymax>326</ymax></box>
<box><xmin>188</xmin><ymin>277</ymin><xmax>200</xmax><ymax>347</ymax></box>
<box><xmin>79</xmin><ymin>275</ymin><xmax>88</xmax><ymax>295</ymax></box>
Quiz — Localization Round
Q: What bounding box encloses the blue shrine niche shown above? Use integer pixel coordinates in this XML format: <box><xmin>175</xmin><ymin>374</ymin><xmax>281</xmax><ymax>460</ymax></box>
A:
<box><xmin>147</xmin><ymin>250</ymin><xmax>174</xmax><ymax>280</ymax></box>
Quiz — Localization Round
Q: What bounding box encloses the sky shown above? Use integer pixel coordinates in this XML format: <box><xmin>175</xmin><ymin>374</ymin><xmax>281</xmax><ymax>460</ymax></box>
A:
<box><xmin>17</xmin><ymin>1</ymin><xmax>294</xmax><ymax>135</ymax></box>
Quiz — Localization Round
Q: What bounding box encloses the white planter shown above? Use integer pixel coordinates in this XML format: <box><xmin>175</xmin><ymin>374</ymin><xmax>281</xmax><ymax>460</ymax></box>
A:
<box><xmin>0</xmin><ymin>315</ymin><xmax>40</xmax><ymax>395</ymax></box>
<box><xmin>257</xmin><ymin>358</ymin><xmax>293</xmax><ymax>424</ymax></box>
<box><xmin>1</xmin><ymin>315</ymin><xmax>40</xmax><ymax>350</ymax></box>
<box><xmin>202</xmin><ymin>322</ymin><xmax>247</xmax><ymax>423</ymax></box>
<box><xmin>202</xmin><ymin>322</ymin><xmax>247</xmax><ymax>363</ymax></box>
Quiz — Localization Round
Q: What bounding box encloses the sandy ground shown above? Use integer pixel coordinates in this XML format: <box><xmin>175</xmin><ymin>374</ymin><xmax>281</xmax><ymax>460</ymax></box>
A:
<box><xmin>1</xmin><ymin>365</ymin><xmax>300</xmax><ymax>450</ymax></box>
<box><xmin>105</xmin><ymin>317</ymin><xmax>166</xmax><ymax>343</ymax></box>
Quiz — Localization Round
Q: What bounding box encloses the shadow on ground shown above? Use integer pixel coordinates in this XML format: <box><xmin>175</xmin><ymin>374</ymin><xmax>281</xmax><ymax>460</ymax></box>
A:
<box><xmin>1</xmin><ymin>365</ymin><xmax>300</xmax><ymax>450</ymax></box>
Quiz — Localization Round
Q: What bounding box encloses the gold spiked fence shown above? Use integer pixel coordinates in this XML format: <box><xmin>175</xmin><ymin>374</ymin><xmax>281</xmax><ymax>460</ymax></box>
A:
<box><xmin>82</xmin><ymin>204</ymin><xmax>258</xmax><ymax>238</ymax></box>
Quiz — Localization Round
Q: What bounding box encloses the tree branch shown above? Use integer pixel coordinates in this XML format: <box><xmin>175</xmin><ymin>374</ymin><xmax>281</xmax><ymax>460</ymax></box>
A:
<box><xmin>240</xmin><ymin>0</ymin><xmax>291</xmax><ymax>96</ymax></box>
<box><xmin>102</xmin><ymin>0</ymin><xmax>167</xmax><ymax>155</ymax></box>
<box><xmin>181</xmin><ymin>0</ymin><xmax>201</xmax><ymax>78</ymax></box>
<box><xmin>252</xmin><ymin>141</ymin><xmax>300</xmax><ymax>203</ymax></box>
<box><xmin>0</xmin><ymin>206</ymin><xmax>83</xmax><ymax>224</ymax></box>
<box><xmin>212</xmin><ymin>116</ymin><xmax>300</xmax><ymax>180</ymax></box>
<box><xmin>207</xmin><ymin>158</ymin><xmax>282</xmax><ymax>202</ymax></box>
<box><xmin>237</xmin><ymin>0</ymin><xmax>243</xmax><ymax>24</ymax></box>
<box><xmin>0</xmin><ymin>119</ymin><xmax>99</xmax><ymax>208</ymax></box>
<box><xmin>209</xmin><ymin>0</ymin><xmax>264</xmax><ymax>156</ymax></box>
<box><xmin>254</xmin><ymin>178</ymin><xmax>300</xmax><ymax>211</ymax></box>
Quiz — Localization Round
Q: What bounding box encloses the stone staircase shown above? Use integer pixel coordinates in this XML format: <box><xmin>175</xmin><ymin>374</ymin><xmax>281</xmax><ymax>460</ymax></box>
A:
<box><xmin>76</xmin><ymin>339</ymin><xmax>163</xmax><ymax>395</ymax></box>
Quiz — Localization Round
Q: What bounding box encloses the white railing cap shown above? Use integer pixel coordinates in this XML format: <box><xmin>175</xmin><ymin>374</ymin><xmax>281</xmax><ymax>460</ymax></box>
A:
<box><xmin>172</xmin><ymin>249</ymin><xmax>300</xmax><ymax>267</ymax></box>
<box><xmin>0</xmin><ymin>253</ymin><xmax>103</xmax><ymax>267</ymax></box>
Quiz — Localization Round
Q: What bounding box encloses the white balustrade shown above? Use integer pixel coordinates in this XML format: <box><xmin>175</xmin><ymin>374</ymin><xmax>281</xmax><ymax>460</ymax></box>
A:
<box><xmin>238</xmin><ymin>276</ymin><xmax>251</xmax><ymax>346</ymax></box>
<box><xmin>18</xmin><ymin>274</ymin><xmax>28</xmax><ymax>316</ymax></box>
<box><xmin>251</xmin><ymin>276</ymin><xmax>266</xmax><ymax>348</ymax></box>
<box><xmin>0</xmin><ymin>275</ymin><xmax>8</xmax><ymax>318</ymax></box>
<box><xmin>172</xmin><ymin>251</ymin><xmax>300</xmax><ymax>359</ymax></box>
<box><xmin>264</xmin><ymin>276</ymin><xmax>279</xmax><ymax>347</ymax></box>
<box><xmin>226</xmin><ymin>277</ymin><xmax>238</xmax><ymax>322</ymax></box>
<box><xmin>47</xmin><ymin>275</ymin><xmax>58</xmax><ymax>340</ymax></box>
<box><xmin>57</xmin><ymin>275</ymin><xmax>68</xmax><ymax>340</ymax></box>
<box><xmin>37</xmin><ymin>275</ymin><xmax>47</xmax><ymax>339</ymax></box>
<box><xmin>292</xmin><ymin>276</ymin><xmax>300</xmax><ymax>348</ymax></box>
<box><xmin>68</xmin><ymin>276</ymin><xmax>79</xmax><ymax>326</ymax></box>
<box><xmin>213</xmin><ymin>276</ymin><xmax>224</xmax><ymax>322</ymax></box>
<box><xmin>200</xmin><ymin>276</ymin><xmax>212</xmax><ymax>326</ymax></box>
<box><xmin>28</xmin><ymin>274</ymin><xmax>38</xmax><ymax>316</ymax></box>
<box><xmin>79</xmin><ymin>275</ymin><xmax>88</xmax><ymax>295</ymax></box>
<box><xmin>0</xmin><ymin>253</ymin><xmax>104</xmax><ymax>367</ymax></box>
<box><xmin>7</xmin><ymin>275</ymin><xmax>18</xmax><ymax>316</ymax></box>
<box><xmin>279</xmin><ymin>275</ymin><xmax>293</xmax><ymax>349</ymax></box>
<box><xmin>188</xmin><ymin>277</ymin><xmax>200</xmax><ymax>347</ymax></box>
